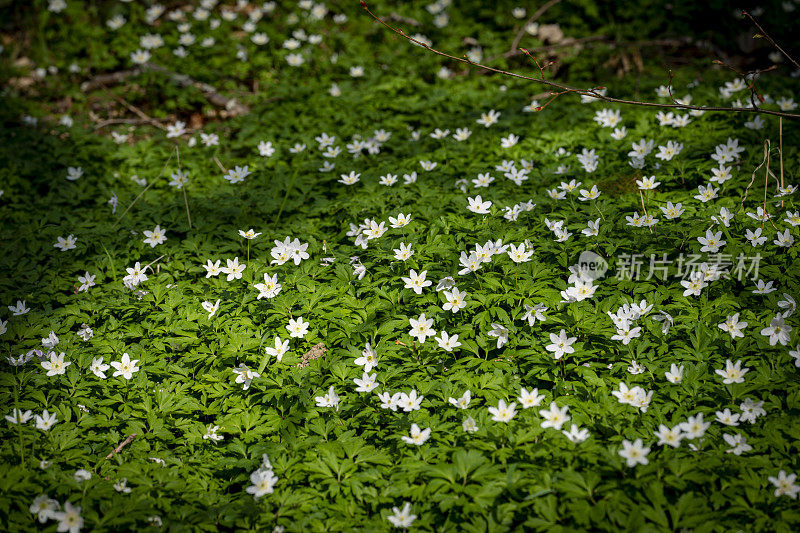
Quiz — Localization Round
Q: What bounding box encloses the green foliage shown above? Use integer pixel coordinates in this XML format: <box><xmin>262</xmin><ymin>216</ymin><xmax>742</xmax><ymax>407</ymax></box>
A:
<box><xmin>1</xmin><ymin>0</ymin><xmax>799</xmax><ymax>532</ymax></box>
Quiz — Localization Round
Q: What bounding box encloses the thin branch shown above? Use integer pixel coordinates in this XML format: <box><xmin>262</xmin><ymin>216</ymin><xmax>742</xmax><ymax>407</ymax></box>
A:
<box><xmin>360</xmin><ymin>2</ymin><xmax>800</xmax><ymax>120</ymax></box>
<box><xmin>509</xmin><ymin>0</ymin><xmax>562</xmax><ymax>57</ymax></box>
<box><xmin>105</xmin><ymin>433</ymin><xmax>137</xmax><ymax>459</ymax></box>
<box><xmin>743</xmin><ymin>10</ymin><xmax>800</xmax><ymax>70</ymax></box>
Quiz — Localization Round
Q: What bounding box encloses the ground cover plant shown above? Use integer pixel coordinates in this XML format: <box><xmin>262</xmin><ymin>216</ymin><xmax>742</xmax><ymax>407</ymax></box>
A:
<box><xmin>1</xmin><ymin>0</ymin><xmax>800</xmax><ymax>531</ymax></box>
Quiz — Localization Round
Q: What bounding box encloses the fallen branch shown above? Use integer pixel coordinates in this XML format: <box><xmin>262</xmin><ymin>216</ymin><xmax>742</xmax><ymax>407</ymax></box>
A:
<box><xmin>81</xmin><ymin>63</ymin><xmax>249</xmax><ymax>117</ymax></box>
<box><xmin>92</xmin><ymin>117</ymin><xmax>157</xmax><ymax>130</ymax></box>
<box><xmin>104</xmin><ymin>88</ymin><xmax>167</xmax><ymax>130</ymax></box>
<box><xmin>106</xmin><ymin>433</ymin><xmax>137</xmax><ymax>459</ymax></box>
<box><xmin>507</xmin><ymin>0</ymin><xmax>562</xmax><ymax>58</ymax></box>
<box><xmin>360</xmin><ymin>1</ymin><xmax>800</xmax><ymax>120</ymax></box>
<box><xmin>386</xmin><ymin>12</ymin><xmax>420</xmax><ymax>27</ymax></box>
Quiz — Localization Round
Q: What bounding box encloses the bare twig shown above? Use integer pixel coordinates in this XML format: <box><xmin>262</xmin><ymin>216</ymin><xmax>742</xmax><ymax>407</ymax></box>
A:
<box><xmin>93</xmin><ymin>117</ymin><xmax>156</xmax><ymax>131</ymax></box>
<box><xmin>82</xmin><ymin>68</ymin><xmax>142</xmax><ymax>90</ymax></box>
<box><xmin>360</xmin><ymin>1</ymin><xmax>800</xmax><ymax>119</ymax></box>
<box><xmin>743</xmin><ymin>10</ymin><xmax>800</xmax><ymax>70</ymax></box>
<box><xmin>500</xmin><ymin>36</ymin><xmax>708</xmax><ymax>61</ymax></box>
<box><xmin>509</xmin><ymin>0</ymin><xmax>562</xmax><ymax>57</ymax></box>
<box><xmin>105</xmin><ymin>433</ymin><xmax>137</xmax><ymax>459</ymax></box>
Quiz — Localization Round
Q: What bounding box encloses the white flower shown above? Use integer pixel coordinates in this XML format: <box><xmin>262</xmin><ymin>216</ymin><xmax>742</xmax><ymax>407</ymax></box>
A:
<box><xmin>5</xmin><ymin>408</ymin><xmax>33</xmax><ymax>424</ymax></box>
<box><xmin>74</xmin><ymin>469</ymin><xmax>92</xmax><ymax>482</ymax></box>
<box><xmin>286</xmin><ymin>317</ymin><xmax>310</xmax><ymax>338</ymax></box>
<box><xmin>54</xmin><ymin>234</ymin><xmax>77</xmax><ymax>251</ymax></box>
<box><xmin>462</xmin><ymin>416</ymin><xmax>479</xmax><ymax>433</ymax></box>
<box><xmin>41</xmin><ymin>352</ymin><xmax>70</xmax><ymax>376</ymax></box>
<box><xmin>222</xmin><ymin>257</ymin><xmax>246</xmax><ymax>281</ymax></box>
<box><xmin>224</xmin><ymin>165</ymin><xmax>251</xmax><ymax>184</ymax></box>
<box><xmin>166</xmin><ymin>121</ymin><xmax>186</xmax><ymax>138</ymax></box>
<box><xmin>315</xmin><ymin>386</ymin><xmax>340</xmax><ymax>410</ymax></box>
<box><xmin>142</xmin><ymin>225</ymin><xmax>167</xmax><ymax>247</ymax></box>
<box><xmin>246</xmin><ymin>469</ymin><xmax>279</xmax><ymax>499</ymax></box>
<box><xmin>476</xmin><ymin>109</ymin><xmax>500</xmax><ymax>127</ymax></box>
<box><xmin>715</xmin><ymin>408</ymin><xmax>740</xmax><ymax>426</ymax></box>
<box><xmin>402</xmin><ymin>269</ymin><xmax>432</xmax><ymax>295</ymax></box>
<box><xmin>353</xmin><ymin>371</ymin><xmax>378</xmax><ymax>393</ymax></box>
<box><xmin>697</xmin><ymin>229</ymin><xmax>725</xmax><ymax>253</ymax></box>
<box><xmin>232</xmin><ymin>364</ymin><xmax>260</xmax><ymax>391</ymax></box>
<box><xmin>522</xmin><ymin>303</ymin><xmax>548</xmax><ymax>327</ymax></box>
<box><xmin>254</xmin><ymin>273</ymin><xmax>282</xmax><ymax>299</ymax></box>
<box><xmin>723</xmin><ymin>433</ymin><xmax>752</xmax><ymax>455</ymax></box>
<box><xmin>467</xmin><ymin>195</ymin><xmax>492</xmax><ymax>214</ymax></box>
<box><xmin>114</xmin><ymin>478</ymin><xmax>132</xmax><ymax>493</ymax></box>
<box><xmin>109</xmin><ymin>352</ymin><xmax>140</xmax><ymax>380</ymax></box>
<box><xmin>715</xmin><ymin>359</ymin><xmax>749</xmax><ymax>384</ymax></box>
<box><xmin>398</xmin><ymin>390</ymin><xmax>423</xmax><ymax>412</ymax></box>
<box><xmin>387</xmin><ymin>502</ymin><xmax>417</xmax><ymax>528</ymax></box>
<box><xmin>238</xmin><ymin>229</ymin><xmax>262</xmax><ymax>240</ymax></box>
<box><xmin>201</xmin><ymin>299</ymin><xmax>220</xmax><ymax>319</ymax></box>
<box><xmin>761</xmin><ymin>315</ymin><xmax>792</xmax><ymax>346</ymax></box>
<box><xmin>664</xmin><ymin>363</ymin><xmax>684</xmax><ymax>383</ymax></box>
<box><xmin>539</xmin><ymin>401</ymin><xmax>570</xmax><ymax>430</ymax></box>
<box><xmin>264</xmin><ymin>336</ymin><xmax>290</xmax><ymax>362</ymax></box>
<box><xmin>654</xmin><ymin>424</ymin><xmax>683</xmax><ymax>448</ymax></box>
<box><xmin>618</xmin><ymin>439</ymin><xmax>650</xmax><ymax>467</ymax></box>
<box><xmin>388</xmin><ymin>213</ymin><xmax>412</xmax><ymax>228</ymax></box>
<box><xmin>53</xmin><ymin>502</ymin><xmax>83</xmax><ymax>533</ymax></box>
<box><xmin>518</xmin><ymin>387</ymin><xmax>544</xmax><ymax>408</ymax></box>
<box><xmin>408</xmin><ymin>313</ymin><xmax>435</xmax><ymax>343</ymax></box>
<box><xmin>488</xmin><ymin>399</ymin><xmax>517</xmax><ymax>422</ymax></box>
<box><xmin>29</xmin><ymin>494</ymin><xmax>59</xmax><ymax>524</ymax></box>
<box><xmin>545</xmin><ymin>329</ymin><xmax>577</xmax><ymax>359</ymax></box>
<box><xmin>90</xmin><ymin>357</ymin><xmax>110</xmax><ymax>379</ymax></box>
<box><xmin>500</xmin><ymin>133</ymin><xmax>519</xmax><ymax>148</ymax></box>
<box><xmin>448</xmin><ymin>390</ymin><xmax>471</xmax><ymax>409</ymax></box>
<box><xmin>768</xmin><ymin>470</ymin><xmax>800</xmax><ymax>499</ymax></box>
<box><xmin>487</xmin><ymin>323</ymin><xmax>509</xmax><ymax>349</ymax></box>
<box><xmin>400</xmin><ymin>423</ymin><xmax>430</xmax><ymax>445</ymax></box>
<box><xmin>354</xmin><ymin>343</ymin><xmax>378</xmax><ymax>372</ymax></box>
<box><xmin>718</xmin><ymin>313</ymin><xmax>748</xmax><ymax>339</ymax></box>
<box><xmin>562</xmin><ymin>424</ymin><xmax>590</xmax><ymax>443</ymax></box>
<box><xmin>203</xmin><ymin>424</ymin><xmax>224</xmax><ymax>442</ymax></box>
<box><xmin>680</xmin><ymin>413</ymin><xmax>711</xmax><ymax>439</ymax></box>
